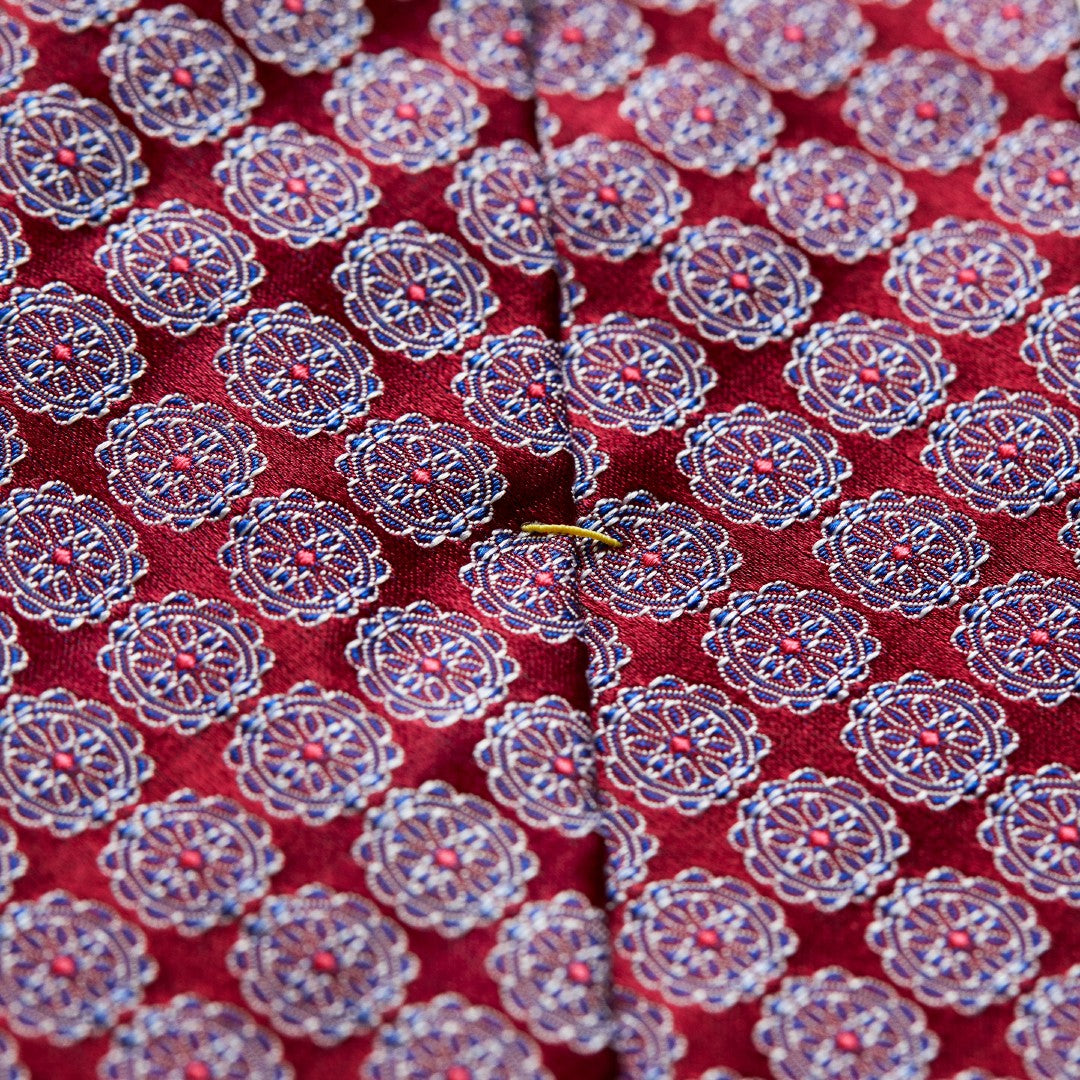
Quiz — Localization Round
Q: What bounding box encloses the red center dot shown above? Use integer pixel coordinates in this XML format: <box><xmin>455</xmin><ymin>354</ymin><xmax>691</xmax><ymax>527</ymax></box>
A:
<box><xmin>179</xmin><ymin>848</ymin><xmax>204</xmax><ymax>870</ymax></box>
<box><xmin>824</xmin><ymin>192</ymin><xmax>847</xmax><ymax>210</ymax></box>
<box><xmin>808</xmin><ymin>828</ymin><xmax>831</xmax><ymax>848</ymax></box>
<box><xmin>553</xmin><ymin>755</ymin><xmax>577</xmax><ymax>776</ymax></box>
<box><xmin>172</xmin><ymin>67</ymin><xmax>194</xmax><ymax>88</ymax></box>
<box><xmin>780</xmin><ymin>636</ymin><xmax>802</xmax><ymax>654</ymax></box>
<box><xmin>434</xmin><ymin>846</ymin><xmax>460</xmax><ymax>869</ymax></box>
<box><xmin>290</xmin><ymin>362</ymin><xmax>310</xmax><ymax>381</ymax></box>
<box><xmin>752</xmin><ymin>457</ymin><xmax>774</xmax><ymax>474</ymax></box>
<box><xmin>502</xmin><ymin>27</ymin><xmax>525</xmax><ymax>46</ymax></box>
<box><xmin>918</xmin><ymin>728</ymin><xmax>940</xmax><ymax>748</ymax></box>
<box><xmin>835</xmin><ymin>1031</ymin><xmax>860</xmax><ymax>1053</ymax></box>
<box><xmin>526</xmin><ymin>381</ymin><xmax>546</xmax><ymax>399</ymax></box>
<box><xmin>997</xmin><ymin>441</ymin><xmax>1018</xmax><ymax>459</ymax></box>
<box><xmin>301</xmin><ymin>741</ymin><xmax>325</xmax><ymax>762</ymax></box>
<box><xmin>695</xmin><ymin>927</ymin><xmax>719</xmax><ymax>948</ymax></box>
<box><xmin>621</xmin><ymin>365</ymin><xmax>642</xmax><ymax>383</ymax></box>
<box><xmin>597</xmin><ymin>185</ymin><xmax>620</xmax><ymax>205</ymax></box>
<box><xmin>51</xmin><ymin>342</ymin><xmax>72</xmax><ymax>362</ymax></box>
<box><xmin>640</xmin><ymin>550</ymin><xmax>662</xmax><ymax>567</ymax></box>
<box><xmin>311</xmin><ymin>950</ymin><xmax>337</xmax><ymax>974</ymax></box>
<box><xmin>175</xmin><ymin>651</ymin><xmax>197</xmax><ymax>671</ymax></box>
<box><xmin>395</xmin><ymin>102</ymin><xmax>418</xmax><ymax>121</ymax></box>
<box><xmin>411</xmin><ymin>467</ymin><xmax>432</xmax><ymax>485</ymax></box>
<box><xmin>406</xmin><ymin>283</ymin><xmax>427</xmax><ymax>302</ymax></box>
<box><xmin>517</xmin><ymin>196</ymin><xmax>538</xmax><ymax>216</ymax></box>
<box><xmin>782</xmin><ymin>23</ymin><xmax>805</xmax><ymax>42</ymax></box>
<box><xmin>1000</xmin><ymin>2</ymin><xmax>1022</xmax><ymax>17</ymax></box>
<box><xmin>561</xmin><ymin>25</ymin><xmax>585</xmax><ymax>43</ymax></box>
<box><xmin>52</xmin><ymin>546</ymin><xmax>72</xmax><ymax>566</ymax></box>
<box><xmin>669</xmin><ymin>735</ymin><xmax>692</xmax><ymax>754</ymax></box>
<box><xmin>858</xmin><ymin>366</ymin><xmax>881</xmax><ymax>385</ymax></box>
<box><xmin>50</xmin><ymin>954</ymin><xmax>76</xmax><ymax>978</ymax></box>
<box><xmin>567</xmin><ymin>960</ymin><xmax>591</xmax><ymax>984</ymax></box>
<box><xmin>892</xmin><ymin>543</ymin><xmax>912</xmax><ymax>560</ymax></box>
<box><xmin>1048</xmin><ymin>167</ymin><xmax>1070</xmax><ymax>186</ymax></box>
<box><xmin>1058</xmin><ymin>823</ymin><xmax>1079</xmax><ymax>843</ymax></box>
<box><xmin>729</xmin><ymin>271</ymin><xmax>751</xmax><ymax>290</ymax></box>
<box><xmin>534</xmin><ymin>570</ymin><xmax>555</xmax><ymax>587</ymax></box>
<box><xmin>284</xmin><ymin>0</ymin><xmax>304</xmax><ymax>12</ymax></box>
<box><xmin>1029</xmin><ymin>628</ymin><xmax>1050</xmax><ymax>646</ymax></box>
<box><xmin>915</xmin><ymin>100</ymin><xmax>939</xmax><ymax>120</ymax></box>
<box><xmin>295</xmin><ymin>548</ymin><xmax>316</xmax><ymax>566</ymax></box>
<box><xmin>446</xmin><ymin>1068</ymin><xmax>472</xmax><ymax>1080</ymax></box>
<box><xmin>285</xmin><ymin>176</ymin><xmax>308</xmax><ymax>195</ymax></box>
<box><xmin>957</xmin><ymin>267</ymin><xmax>980</xmax><ymax>285</ymax></box>
<box><xmin>52</xmin><ymin>750</ymin><xmax>75</xmax><ymax>771</ymax></box>
<box><xmin>171</xmin><ymin>454</ymin><xmax>192</xmax><ymax>472</ymax></box>
<box><xmin>184</xmin><ymin>1064</ymin><xmax>211</xmax><ymax>1080</ymax></box>
<box><xmin>421</xmin><ymin>656</ymin><xmax>442</xmax><ymax>673</ymax></box>
<box><xmin>692</xmin><ymin>104</ymin><xmax>715</xmax><ymax>123</ymax></box>
<box><xmin>55</xmin><ymin>147</ymin><xmax>77</xmax><ymax>167</ymax></box>
<box><xmin>947</xmin><ymin>929</ymin><xmax>972</xmax><ymax>950</ymax></box>
<box><xmin>169</xmin><ymin>254</ymin><xmax>190</xmax><ymax>274</ymax></box>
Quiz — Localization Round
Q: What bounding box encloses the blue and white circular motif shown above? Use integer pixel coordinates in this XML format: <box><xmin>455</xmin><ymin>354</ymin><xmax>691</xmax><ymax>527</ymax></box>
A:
<box><xmin>786</xmin><ymin>312</ymin><xmax>954</xmax><ymax>439</ymax></box>
<box><xmin>229</xmin><ymin>884</ymin><xmax>417</xmax><ymax>1044</ymax></box>
<box><xmin>867</xmin><ymin>868</ymin><xmax>1049</xmax><ymax>1015</ymax></box>
<box><xmin>578</xmin><ymin>490</ymin><xmax>742</xmax><ymax>622</ymax></box>
<box><xmin>753</xmin><ymin>967</ymin><xmax>939</xmax><ymax>1080</ymax></box>
<box><xmin>0</xmin><ymin>209</ymin><xmax>28</xmax><ymax>289</ymax></box>
<box><xmin>979</xmin><ymin>764</ymin><xmax>1080</xmax><ymax>905</ymax></box>
<box><xmin>98</xmin><ymin>591</ymin><xmax>273</xmax><ymax>734</ymax></box>
<box><xmin>1009</xmin><ymin>967</ymin><xmax>1080</xmax><ymax>1080</ymax></box>
<box><xmin>0</xmin><ymin>689</ymin><xmax>152</xmax><ymax>837</ymax></box>
<box><xmin>752</xmin><ymin>140</ymin><xmax>915</xmax><ymax>263</ymax></box>
<box><xmin>0</xmin><ymin>1030</ymin><xmax>25</xmax><ymax>1080</ymax></box>
<box><xmin>363</xmin><ymin>993</ymin><xmax>552</xmax><ymax>1080</ymax></box>
<box><xmin>223</xmin><ymin>0</ymin><xmax>371</xmax><ymax>76</ymax></box>
<box><xmin>884</xmin><ymin>218</ymin><xmax>1048</xmax><ymax>337</ymax></box>
<box><xmin>0</xmin><ymin>410</ymin><xmax>25</xmax><ymax>490</ymax></box>
<box><xmin>929</xmin><ymin>0</ymin><xmax>1079</xmax><ymax>72</ymax></box>
<box><xmin>843</xmin><ymin>49</ymin><xmax>1006</xmax><ymax>174</ymax></box>
<box><xmin>446</xmin><ymin>141</ymin><xmax>554</xmax><ymax>274</ymax></box>
<box><xmin>814</xmin><ymin>490</ymin><xmax>988</xmax><ymax>619</ymax></box>
<box><xmin>0</xmin><ymin>16</ymin><xmax>33</xmax><ymax>94</ymax></box>
<box><xmin>431</xmin><ymin>0</ymin><xmax>653</xmax><ymax>101</ymax></box>
<box><xmin>355</xmin><ymin>781</ymin><xmax>538</xmax><ymax>939</ymax></box>
<box><xmin>0</xmin><ymin>824</ymin><xmax>25</xmax><ymax>905</ymax></box>
<box><xmin>618</xmin><ymin>869</ymin><xmax>797</xmax><ymax>1012</ymax></box>
<box><xmin>611</xmin><ymin>987</ymin><xmax>685</xmax><ymax>1080</ymax></box>
<box><xmin>0</xmin><ymin>85</ymin><xmax>146</xmax><ymax>231</ymax></box>
<box><xmin>843</xmin><ymin>671</ymin><xmax>1017</xmax><ymax>810</ymax></box>
<box><xmin>1061</xmin><ymin>498</ymin><xmax>1080</xmax><ymax>566</ymax></box>
<box><xmin>219</xmin><ymin>488</ymin><xmax>389</xmax><ymax>625</ymax></box>
<box><xmin>549</xmin><ymin>136</ymin><xmax>689</xmax><ymax>262</ymax></box>
<box><xmin>452</xmin><ymin>327</ymin><xmax>566</xmax><ymax>455</ymax></box>
<box><xmin>654</xmin><ymin>217</ymin><xmax>822</xmax><ymax>349</ymax></box>
<box><xmin>215</xmin><ymin>123</ymin><xmax>380</xmax><ymax>249</ymax></box>
<box><xmin>14</xmin><ymin>0</ymin><xmax>133</xmax><ymax>32</ymax></box>
<box><xmin>599</xmin><ymin>792</ymin><xmax>657</xmax><ymax>906</ymax></box>
<box><xmin>711</xmin><ymin>0</ymin><xmax>873</xmax><ymax>98</ymax></box>
<box><xmin>0</xmin><ymin>282</ymin><xmax>145</xmax><ymax>425</ymax></box>
<box><xmin>679</xmin><ymin>403</ymin><xmax>850</xmax><ymax>530</ymax></box>
<box><xmin>99</xmin><ymin>995</ymin><xmax>292</xmax><ymax>1080</ymax></box>
<box><xmin>0</xmin><ymin>614</ymin><xmax>26</xmax><ymax>697</ymax></box>
<box><xmin>486</xmin><ymin>891</ymin><xmax>611</xmax><ymax>1054</ymax></box>
<box><xmin>217</xmin><ymin>304</ymin><xmax>382</xmax><ymax>438</ymax></box>
<box><xmin>954</xmin><ymin>572</ymin><xmax>1080</xmax><ymax>706</ymax></box>
<box><xmin>704</xmin><ymin>582</ymin><xmax>880</xmax><ymax>713</ymax></box>
<box><xmin>730</xmin><ymin>769</ymin><xmax>909</xmax><ymax>911</ymax></box>
<box><xmin>921</xmin><ymin>387</ymin><xmax>1080</xmax><ymax>517</ymax></box>
<box><xmin>348</xmin><ymin>601</ymin><xmax>519</xmax><ymax>727</ymax></box>
<box><xmin>337</xmin><ymin>413</ymin><xmax>506</xmax><ymax>547</ymax></box>
<box><xmin>598</xmin><ymin>676</ymin><xmax>770</xmax><ymax>816</ymax></box>
<box><xmin>95</xmin><ymin>200</ymin><xmax>265</xmax><ymax>337</ymax></box>
<box><xmin>227</xmin><ymin>681</ymin><xmax>402</xmax><ymax>825</ymax></box>
<box><xmin>564</xmin><ymin>314</ymin><xmax>716</xmax><ymax>436</ymax></box>
<box><xmin>0</xmin><ymin>891</ymin><xmax>155</xmax><ymax>1045</ymax></box>
<box><xmin>568</xmin><ymin>427</ymin><xmax>608</xmax><ymax>502</ymax></box>
<box><xmin>100</xmin><ymin>4</ymin><xmax>264</xmax><ymax>147</ymax></box>
<box><xmin>0</xmin><ymin>481</ymin><xmax>145</xmax><ymax>631</ymax></box>
<box><xmin>96</xmin><ymin>394</ymin><xmax>266</xmax><ymax>532</ymax></box>
<box><xmin>474</xmin><ymin>695</ymin><xmax>598</xmax><ymax>838</ymax></box>
<box><xmin>620</xmin><ymin>54</ymin><xmax>783</xmax><ymax>178</ymax></box>
<box><xmin>99</xmin><ymin>789</ymin><xmax>283</xmax><ymax>936</ymax></box>
<box><xmin>324</xmin><ymin>48</ymin><xmax>486</xmax><ymax>172</ymax></box>
<box><xmin>333</xmin><ymin>222</ymin><xmax>497</xmax><ymax>361</ymax></box>
<box><xmin>1023</xmin><ymin>287</ymin><xmax>1080</xmax><ymax>406</ymax></box>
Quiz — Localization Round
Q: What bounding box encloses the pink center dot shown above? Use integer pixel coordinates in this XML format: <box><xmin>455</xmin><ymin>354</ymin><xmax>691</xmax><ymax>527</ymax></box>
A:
<box><xmin>311</xmin><ymin>950</ymin><xmax>337</xmax><ymax>974</ymax></box>
<box><xmin>692</xmin><ymin>104</ymin><xmax>715</xmax><ymax>123</ymax></box>
<box><xmin>957</xmin><ymin>267</ymin><xmax>980</xmax><ymax>285</ymax></box>
<box><xmin>892</xmin><ymin>543</ymin><xmax>912</xmax><ymax>560</ymax></box>
<box><xmin>534</xmin><ymin>570</ymin><xmax>555</xmax><ymax>587</ymax></box>
<box><xmin>55</xmin><ymin>147</ymin><xmax>77</xmax><ymax>167</ymax></box>
<box><xmin>561</xmin><ymin>25</ymin><xmax>584</xmax><ymax>43</ymax></box>
<box><xmin>52</xmin><ymin>342</ymin><xmax>72</xmax><ymax>362</ymax></box>
<box><xmin>808</xmin><ymin>828</ymin><xmax>831</xmax><ymax>848</ymax></box>
<box><xmin>295</xmin><ymin>549</ymin><xmax>316</xmax><ymax>566</ymax></box>
<box><xmin>290</xmin><ymin>363</ymin><xmax>310</xmax><ymax>381</ymax></box>
<box><xmin>835</xmin><ymin>1031</ymin><xmax>860</xmax><ymax>1053</ymax></box>
<box><xmin>729</xmin><ymin>271</ymin><xmax>751</xmax><ymax>290</ymax></box>
<box><xmin>446</xmin><ymin>1069</ymin><xmax>472</xmax><ymax>1080</ymax></box>
<box><xmin>172</xmin><ymin>67</ymin><xmax>194</xmax><ymax>88</ymax></box>
<box><xmin>434</xmin><ymin>847</ymin><xmax>460</xmax><ymax>869</ymax></box>
<box><xmin>171</xmin><ymin>454</ymin><xmax>192</xmax><ymax>472</ymax></box>
<box><xmin>50</xmin><ymin>954</ymin><xmax>76</xmax><ymax>978</ymax></box>
<box><xmin>567</xmin><ymin>961</ymin><xmax>591</xmax><ymax>984</ymax></box>
<box><xmin>1000</xmin><ymin>2</ymin><xmax>1022</xmax><ymax>17</ymax></box>
<box><xmin>1029</xmin><ymin>628</ymin><xmax>1050</xmax><ymax>646</ymax></box>
<box><xmin>395</xmin><ymin>102</ymin><xmax>418</xmax><ymax>121</ymax></box>
<box><xmin>179</xmin><ymin>848</ymin><xmax>203</xmax><ymax>870</ymax></box>
<box><xmin>858</xmin><ymin>366</ymin><xmax>881</xmax><ymax>385</ymax></box>
<box><xmin>669</xmin><ymin>735</ymin><xmax>692</xmax><ymax>754</ymax></box>
<box><xmin>919</xmin><ymin>728</ymin><xmax>940</xmax><ymax>748</ymax></box>
<box><xmin>184</xmin><ymin>1064</ymin><xmax>211</xmax><ymax>1080</ymax></box>
<box><xmin>1058</xmin><ymin>823</ymin><xmax>1079</xmax><ymax>843</ymax></box>
<box><xmin>553</xmin><ymin>755</ymin><xmax>577</xmax><ymax>776</ymax></box>
<box><xmin>621</xmin><ymin>365</ymin><xmax>642</xmax><ymax>383</ymax></box>
<box><xmin>695</xmin><ymin>927</ymin><xmax>719</xmax><ymax>948</ymax></box>
<box><xmin>780</xmin><ymin>636</ymin><xmax>802</xmax><ymax>654</ymax></box>
<box><xmin>526</xmin><ymin>381</ymin><xmax>546</xmax><ymax>399</ymax></box>
<box><xmin>915</xmin><ymin>100</ymin><xmax>939</xmax><ymax>120</ymax></box>
<box><xmin>753</xmin><ymin>457</ymin><xmax>774</xmax><ymax>474</ymax></box>
<box><xmin>421</xmin><ymin>656</ymin><xmax>442</xmax><ymax>673</ymax></box>
<box><xmin>411</xmin><ymin>467</ymin><xmax>432</xmax><ymax>485</ymax></box>
<box><xmin>52</xmin><ymin>547</ymin><xmax>72</xmax><ymax>566</ymax></box>
<box><xmin>285</xmin><ymin>176</ymin><xmax>308</xmax><ymax>195</ymax></box>
<box><xmin>301</xmin><ymin>741</ymin><xmax>325</xmax><ymax>762</ymax></box>
<box><xmin>640</xmin><ymin>550</ymin><xmax>662</xmax><ymax>567</ymax></box>
<box><xmin>997</xmin><ymin>441</ymin><xmax>1018</xmax><ymax>459</ymax></box>
<box><xmin>824</xmin><ymin>192</ymin><xmax>847</xmax><ymax>210</ymax></box>
<box><xmin>1048</xmin><ymin>167</ymin><xmax>1070</xmax><ymax>186</ymax></box>
<box><xmin>406</xmin><ymin>283</ymin><xmax>427</xmax><ymax>302</ymax></box>
<box><xmin>502</xmin><ymin>27</ymin><xmax>524</xmax><ymax>45</ymax></box>
<box><xmin>947</xmin><ymin>929</ymin><xmax>972</xmax><ymax>950</ymax></box>
<box><xmin>284</xmin><ymin>0</ymin><xmax>304</xmax><ymax>12</ymax></box>
<box><xmin>782</xmin><ymin>23</ymin><xmax>805</xmax><ymax>42</ymax></box>
<box><xmin>52</xmin><ymin>750</ymin><xmax>75</xmax><ymax>771</ymax></box>
<box><xmin>175</xmin><ymin>651</ymin><xmax>197</xmax><ymax>671</ymax></box>
<box><xmin>169</xmin><ymin>254</ymin><xmax>190</xmax><ymax>274</ymax></box>
<box><xmin>517</xmin><ymin>196</ymin><xmax>538</xmax><ymax>216</ymax></box>
<box><xmin>597</xmin><ymin>185</ymin><xmax>620</xmax><ymax>205</ymax></box>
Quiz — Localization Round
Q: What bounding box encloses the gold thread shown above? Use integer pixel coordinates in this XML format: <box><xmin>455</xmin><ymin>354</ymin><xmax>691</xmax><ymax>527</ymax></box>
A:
<box><xmin>521</xmin><ymin>522</ymin><xmax>623</xmax><ymax>548</ymax></box>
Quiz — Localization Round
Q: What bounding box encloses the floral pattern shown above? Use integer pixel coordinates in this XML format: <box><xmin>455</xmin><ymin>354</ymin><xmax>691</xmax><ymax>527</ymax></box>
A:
<box><xmin>928</xmin><ymin>0</ymin><xmax>1079</xmax><ymax>71</ymax></box>
<box><xmin>14</xmin><ymin>0</ymin><xmax>134</xmax><ymax>33</ymax></box>
<box><xmin>0</xmin><ymin>210</ymin><xmax>28</xmax><ymax>289</ymax></box>
<box><xmin>0</xmin><ymin>825</ymin><xmax>25</xmax><ymax>907</ymax></box>
<box><xmin>0</xmin><ymin>16</ymin><xmax>32</xmax><ymax>94</ymax></box>
<box><xmin>1023</xmin><ymin>286</ymin><xmax>1080</xmax><ymax>406</ymax></box>
<box><xmin>0</xmin><ymin>614</ymin><xmax>26</xmax><ymax>698</ymax></box>
<box><xmin>1008</xmin><ymin>967</ymin><xmax>1080</xmax><ymax>1080</ymax></box>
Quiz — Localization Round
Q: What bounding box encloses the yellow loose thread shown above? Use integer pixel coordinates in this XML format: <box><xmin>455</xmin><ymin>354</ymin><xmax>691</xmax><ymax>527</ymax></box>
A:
<box><xmin>521</xmin><ymin>522</ymin><xmax>622</xmax><ymax>548</ymax></box>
